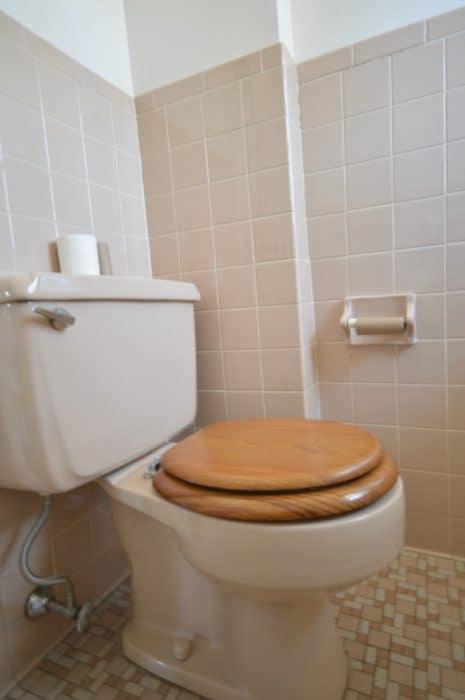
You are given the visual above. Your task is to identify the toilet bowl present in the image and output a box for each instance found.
[102,419,405,700]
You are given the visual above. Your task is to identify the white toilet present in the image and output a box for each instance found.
[0,273,405,700]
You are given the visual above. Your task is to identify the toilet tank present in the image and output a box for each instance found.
[0,273,199,494]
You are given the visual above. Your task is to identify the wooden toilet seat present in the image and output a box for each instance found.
[153,419,399,522]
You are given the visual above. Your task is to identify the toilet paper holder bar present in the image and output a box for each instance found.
[340,294,416,345]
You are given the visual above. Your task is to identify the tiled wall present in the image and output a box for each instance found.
[0,11,150,694]
[299,6,465,556]
[136,46,318,424]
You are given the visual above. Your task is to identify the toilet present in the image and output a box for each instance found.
[0,273,405,700]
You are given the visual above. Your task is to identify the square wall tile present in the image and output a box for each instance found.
[394,146,444,202]
[312,257,348,301]
[447,33,465,88]
[317,343,351,382]
[347,158,392,210]
[299,72,342,128]
[447,192,465,242]
[397,385,447,428]
[344,109,390,164]
[221,308,259,350]
[242,67,285,124]
[224,350,262,390]
[197,390,226,425]
[306,168,345,217]
[0,94,46,166]
[85,137,118,189]
[146,193,175,236]
[343,58,389,117]
[79,84,113,145]
[4,158,53,221]
[399,427,447,471]
[195,311,222,350]
[449,386,465,430]
[150,234,179,275]
[447,292,465,337]
[246,118,288,172]
[395,247,444,293]
[302,122,344,173]
[447,87,465,141]
[395,197,444,249]
[447,243,465,290]
[197,351,224,391]
[447,139,465,192]
[448,339,465,384]
[90,185,122,234]
[393,94,444,153]
[203,82,242,136]
[416,294,445,339]
[309,213,347,259]
[249,166,291,218]
[171,142,207,190]
[0,40,39,107]
[215,221,253,267]
[350,346,396,383]
[262,349,303,391]
[265,391,305,419]
[211,176,250,224]
[141,151,171,196]
[217,265,256,308]
[167,96,204,146]
[227,392,264,419]
[253,214,295,262]
[348,206,393,254]
[12,216,57,273]
[397,341,445,384]
[38,61,80,128]
[207,130,246,181]
[175,184,211,231]
[449,431,465,474]
[205,51,261,90]
[46,118,85,178]
[392,42,443,103]
[349,252,394,296]
[402,470,448,514]
[179,228,214,272]
[319,382,353,422]
[183,269,217,311]
[259,305,300,348]
[256,260,298,305]
[137,108,168,156]
[353,383,396,424]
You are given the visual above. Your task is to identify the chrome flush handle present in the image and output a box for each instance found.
[33,306,75,331]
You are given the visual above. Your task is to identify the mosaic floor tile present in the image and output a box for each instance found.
[4,547,465,700]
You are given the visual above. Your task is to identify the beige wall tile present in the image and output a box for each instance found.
[317,342,351,382]
[52,172,91,228]
[298,47,353,84]
[394,146,444,202]
[348,206,392,254]
[149,234,179,275]
[207,129,247,181]
[449,386,465,429]
[13,216,57,272]
[120,194,147,237]
[447,139,465,192]
[137,108,168,156]
[113,107,140,155]
[38,61,79,127]
[447,33,465,89]
[261,44,282,70]
[447,192,465,242]
[397,341,445,384]
[182,269,218,311]
[246,117,288,172]
[0,40,39,107]
[350,346,396,383]
[299,72,342,128]
[224,350,262,390]
[448,339,465,384]
[347,158,392,210]
[264,391,305,418]
[353,383,396,425]
[4,158,53,220]
[242,67,285,124]
[195,310,222,350]
[349,251,394,296]
[79,84,113,145]
[253,213,295,262]
[167,96,204,146]
[447,292,465,337]
[141,150,171,196]
[227,391,264,419]
[126,237,151,275]
[171,142,207,190]
[204,82,242,136]
[312,257,348,300]
[146,193,175,236]
[0,94,46,166]
[196,390,227,426]
[406,509,449,552]
[319,382,353,421]
[343,58,389,117]
[46,118,85,178]
[449,431,465,474]
[416,293,445,338]
[399,427,447,471]
[210,175,250,224]
[0,214,13,269]
[392,42,443,104]
[447,243,465,290]
[256,260,298,305]
[85,137,118,189]
[175,184,211,231]
[402,470,449,514]
[220,308,259,350]
[345,108,390,164]
[117,151,144,197]
[179,228,214,272]
[428,6,465,39]
[249,166,291,218]
[262,348,302,390]
[393,94,444,153]
[153,73,204,107]
[398,385,447,428]
[90,185,122,234]
[197,351,224,390]
[355,21,425,64]
[306,168,345,217]
[395,247,444,293]
[217,265,256,308]
[309,212,347,258]
[447,87,465,142]
[302,121,344,173]
[395,197,444,248]
[214,220,253,267]
[259,305,300,348]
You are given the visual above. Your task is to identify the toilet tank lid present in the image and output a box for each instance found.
[0,272,200,304]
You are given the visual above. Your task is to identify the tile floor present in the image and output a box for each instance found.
[4,547,465,700]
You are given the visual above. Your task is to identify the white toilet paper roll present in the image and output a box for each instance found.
[57,234,100,275]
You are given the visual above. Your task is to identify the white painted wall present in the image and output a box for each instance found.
[0,0,133,94]
[289,0,465,63]
[124,0,279,95]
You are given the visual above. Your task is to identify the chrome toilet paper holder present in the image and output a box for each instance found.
[340,294,416,345]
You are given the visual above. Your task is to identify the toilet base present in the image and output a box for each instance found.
[122,592,348,700]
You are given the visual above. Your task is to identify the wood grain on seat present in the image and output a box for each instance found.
[153,453,399,522]
[160,419,384,492]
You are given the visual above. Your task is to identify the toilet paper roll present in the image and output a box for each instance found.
[350,316,406,335]
[57,234,100,276]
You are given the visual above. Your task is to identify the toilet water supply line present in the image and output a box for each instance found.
[19,494,92,633]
